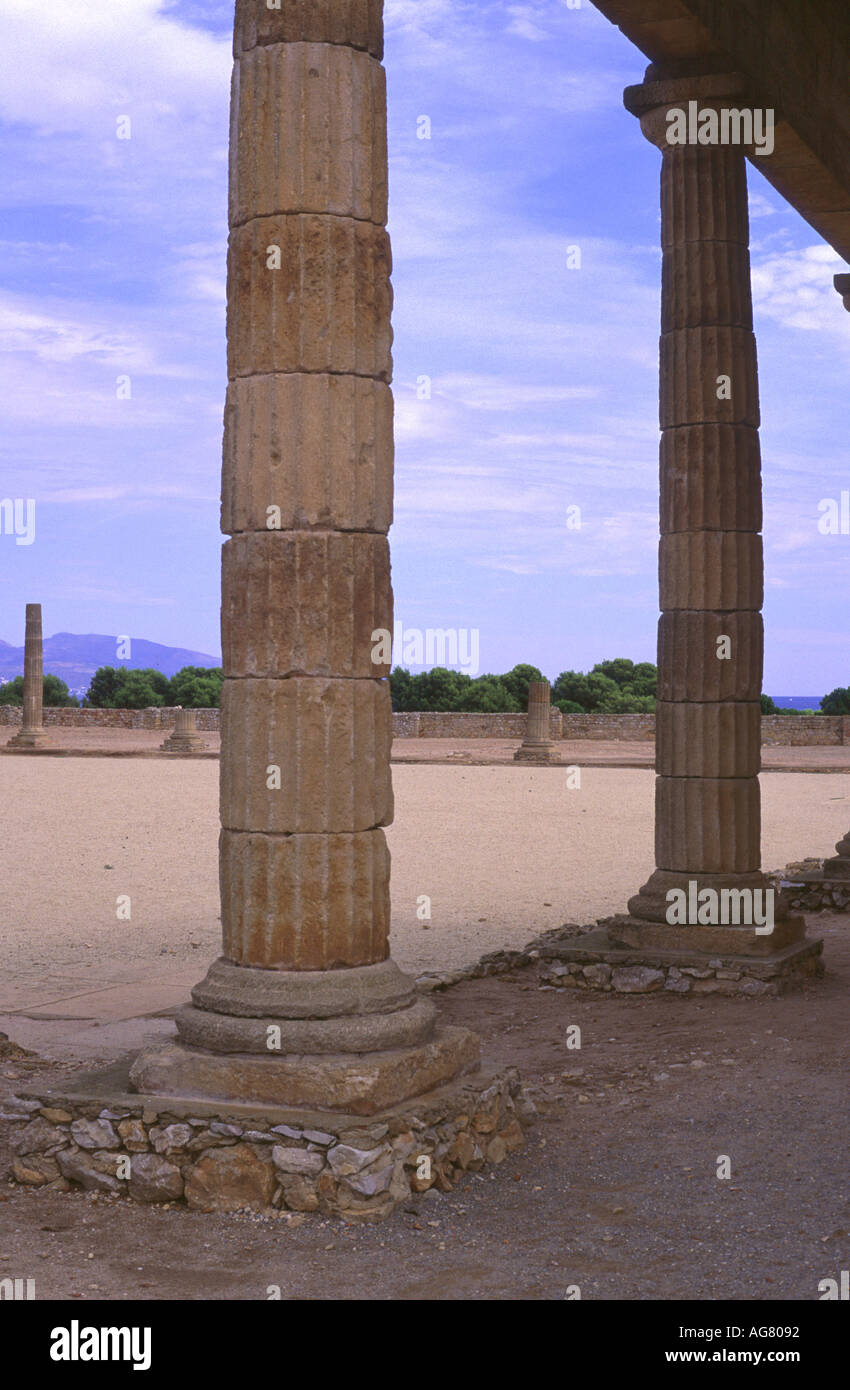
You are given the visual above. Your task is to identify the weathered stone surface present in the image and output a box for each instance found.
[11,1117,65,1155]
[655,701,761,778]
[70,1118,119,1151]
[656,776,761,873]
[327,1143,386,1177]
[220,677,393,834]
[129,1154,184,1204]
[221,374,393,536]
[277,1174,320,1212]
[220,822,394,967]
[222,532,391,679]
[659,137,750,245]
[227,215,392,381]
[660,424,762,534]
[117,1118,149,1152]
[191,955,413,1019]
[57,1148,123,1195]
[661,326,760,429]
[39,1107,72,1124]
[174,997,435,1055]
[611,966,666,994]
[151,1123,193,1155]
[659,532,762,610]
[129,1025,480,1116]
[12,1154,60,1185]
[184,1144,276,1213]
[272,1146,325,1176]
[233,0,384,61]
[657,612,763,703]
[662,240,753,331]
[230,43,387,225]
[344,1163,393,1197]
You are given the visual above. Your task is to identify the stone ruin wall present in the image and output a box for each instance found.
[1,706,848,744]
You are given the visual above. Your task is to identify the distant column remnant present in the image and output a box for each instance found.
[514,681,562,763]
[8,604,53,749]
[835,273,850,311]
[160,708,208,754]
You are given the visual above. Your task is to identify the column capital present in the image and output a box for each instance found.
[834,272,850,311]
[624,70,755,150]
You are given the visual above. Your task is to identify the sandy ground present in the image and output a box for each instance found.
[0,746,848,1303]
[0,749,848,1058]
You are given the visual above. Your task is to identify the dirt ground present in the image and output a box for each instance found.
[1,910,847,1301]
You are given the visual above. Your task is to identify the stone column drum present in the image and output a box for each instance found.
[616,67,803,954]
[131,0,477,1112]
[514,681,561,763]
[8,604,52,749]
[160,708,208,753]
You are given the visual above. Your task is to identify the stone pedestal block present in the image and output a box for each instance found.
[222,532,391,679]
[221,374,393,535]
[227,215,393,380]
[220,828,390,968]
[220,677,393,834]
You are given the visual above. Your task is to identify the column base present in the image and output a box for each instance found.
[128,956,480,1115]
[513,743,563,764]
[7,728,53,749]
[160,733,208,753]
[537,917,823,998]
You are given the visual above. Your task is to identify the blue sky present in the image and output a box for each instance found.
[0,0,848,692]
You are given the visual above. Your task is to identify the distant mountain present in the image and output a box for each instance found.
[0,632,221,697]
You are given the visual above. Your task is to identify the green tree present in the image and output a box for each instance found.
[0,674,77,706]
[408,667,473,711]
[761,694,778,714]
[499,664,544,710]
[43,674,78,707]
[85,666,171,709]
[389,667,417,711]
[821,688,850,715]
[170,665,223,708]
[454,675,521,712]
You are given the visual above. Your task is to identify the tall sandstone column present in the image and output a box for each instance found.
[131,0,477,1111]
[8,604,52,749]
[617,67,803,953]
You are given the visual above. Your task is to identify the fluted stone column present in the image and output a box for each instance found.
[131,0,477,1111]
[617,68,802,953]
[514,681,561,763]
[8,605,52,749]
[160,708,207,753]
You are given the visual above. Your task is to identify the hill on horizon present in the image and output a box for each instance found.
[0,632,221,697]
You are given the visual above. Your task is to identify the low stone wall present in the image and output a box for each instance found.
[0,707,221,732]
[2,706,849,746]
[6,1070,531,1220]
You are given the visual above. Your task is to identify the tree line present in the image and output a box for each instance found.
[0,665,224,710]
[2,659,849,715]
